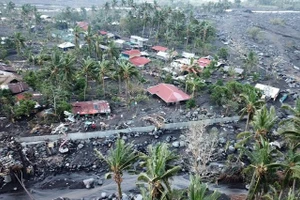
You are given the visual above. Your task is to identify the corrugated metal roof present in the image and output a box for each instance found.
[0,64,16,73]
[77,21,89,31]
[147,83,191,103]
[8,82,29,94]
[129,57,151,67]
[122,49,141,56]
[198,57,211,68]
[151,46,168,52]
[72,100,111,115]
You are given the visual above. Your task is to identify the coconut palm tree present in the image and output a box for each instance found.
[245,136,281,200]
[105,41,120,61]
[80,57,96,100]
[186,76,205,98]
[95,138,138,200]
[47,50,64,84]
[59,53,76,88]
[237,105,277,146]
[239,89,265,131]
[188,175,220,200]
[244,51,258,72]
[138,143,181,200]
[13,32,26,56]
[73,25,83,49]
[118,61,139,98]
[84,26,94,57]
[95,60,112,98]
[93,34,104,60]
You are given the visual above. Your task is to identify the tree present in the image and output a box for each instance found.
[239,89,265,131]
[13,32,26,56]
[186,123,218,175]
[84,25,94,57]
[138,143,181,200]
[95,60,112,98]
[237,105,277,146]
[244,136,282,200]
[93,34,104,60]
[95,138,138,200]
[188,175,220,200]
[7,1,15,11]
[59,53,76,88]
[73,25,83,49]
[105,41,120,61]
[218,48,229,60]
[186,76,205,98]
[80,57,96,100]
[118,61,139,99]
[244,51,258,72]
[14,100,36,118]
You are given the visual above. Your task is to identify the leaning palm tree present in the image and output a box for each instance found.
[239,89,265,131]
[94,138,138,200]
[188,175,220,200]
[84,25,94,57]
[138,143,181,200]
[237,105,277,146]
[13,32,26,56]
[80,57,96,100]
[118,61,139,99]
[95,60,112,98]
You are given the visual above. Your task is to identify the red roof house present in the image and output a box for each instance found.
[122,49,141,59]
[129,57,151,67]
[72,100,111,115]
[198,57,211,68]
[8,82,29,94]
[147,83,191,103]
[151,46,168,52]
[76,21,89,31]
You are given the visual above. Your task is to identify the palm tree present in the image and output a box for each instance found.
[13,32,26,56]
[95,60,112,98]
[84,26,94,57]
[188,175,220,200]
[244,51,258,72]
[80,57,96,100]
[60,53,76,88]
[105,41,120,61]
[186,76,205,98]
[138,143,181,200]
[245,136,281,200]
[118,61,139,99]
[93,34,104,60]
[95,138,138,200]
[237,105,277,146]
[47,50,64,84]
[73,25,83,49]
[239,89,265,131]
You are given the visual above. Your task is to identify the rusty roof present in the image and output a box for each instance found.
[71,100,111,115]
[129,57,151,67]
[122,49,141,56]
[8,82,29,94]
[151,46,168,52]
[147,83,191,103]
[198,57,211,68]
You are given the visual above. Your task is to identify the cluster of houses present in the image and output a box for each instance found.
[0,19,283,119]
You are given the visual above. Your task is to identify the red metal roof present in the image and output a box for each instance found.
[151,46,168,52]
[99,30,107,35]
[198,57,211,68]
[71,100,111,115]
[15,92,43,101]
[129,57,151,67]
[8,82,29,94]
[76,21,89,31]
[147,83,191,103]
[122,49,141,56]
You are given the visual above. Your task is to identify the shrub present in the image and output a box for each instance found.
[186,98,196,109]
[270,18,285,26]
[218,48,229,60]
[247,27,263,41]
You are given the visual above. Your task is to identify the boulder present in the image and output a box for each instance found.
[101,192,107,198]
[83,178,95,189]
[78,144,84,149]
[172,141,180,148]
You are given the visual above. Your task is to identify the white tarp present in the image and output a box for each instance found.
[182,51,195,59]
[223,66,244,75]
[255,83,280,100]
[58,42,75,49]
